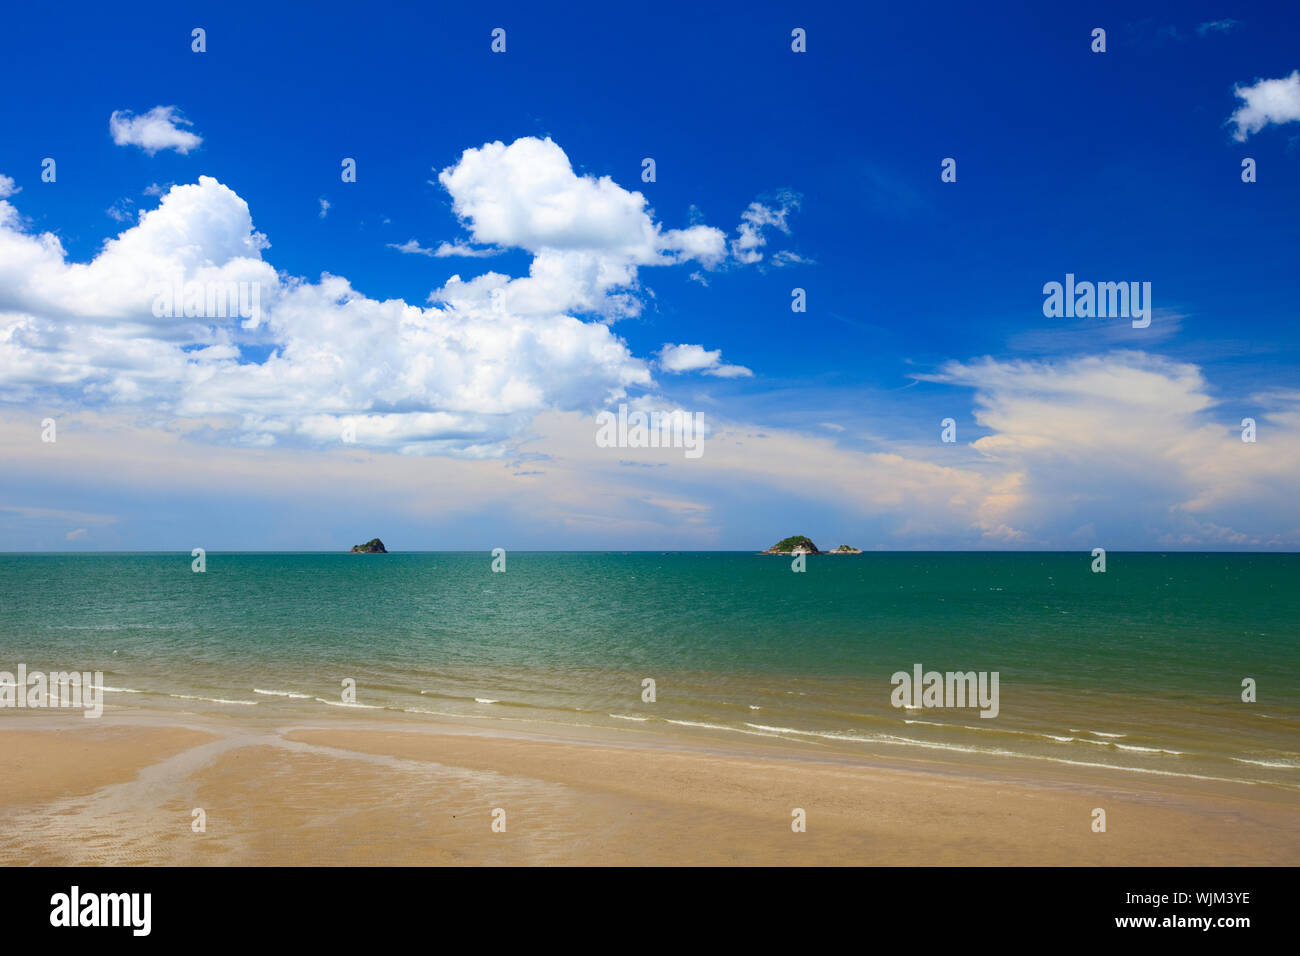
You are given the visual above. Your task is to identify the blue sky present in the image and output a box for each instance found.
[1,1,1298,551]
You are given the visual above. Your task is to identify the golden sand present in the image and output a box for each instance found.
[1,710,1295,865]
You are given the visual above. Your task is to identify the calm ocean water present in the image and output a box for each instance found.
[1,552,1297,787]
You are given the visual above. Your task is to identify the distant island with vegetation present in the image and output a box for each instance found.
[760,536,861,555]
[350,538,388,553]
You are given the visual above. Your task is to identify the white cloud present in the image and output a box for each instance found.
[318,198,330,219]
[65,528,87,540]
[432,138,732,320]
[0,137,797,466]
[0,175,19,200]
[731,193,799,264]
[109,106,203,155]
[706,364,754,379]
[770,250,813,267]
[0,147,713,454]
[433,241,499,258]
[919,352,1300,545]
[385,238,501,260]
[657,343,752,378]
[658,344,719,373]
[387,238,435,256]
[438,137,725,263]
[3,350,1297,547]
[1228,70,1300,141]
[106,199,135,223]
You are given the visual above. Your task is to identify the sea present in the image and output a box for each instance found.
[1,551,1296,789]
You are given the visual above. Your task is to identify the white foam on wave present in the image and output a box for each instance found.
[170,694,257,706]
[2,680,142,694]
[747,722,861,742]
[1115,743,1184,755]
[314,697,382,709]
[474,698,499,704]
[399,706,489,720]
[610,714,649,721]
[253,688,312,699]
[667,719,784,738]
[902,720,1078,745]
[1232,757,1299,769]
[740,723,1256,783]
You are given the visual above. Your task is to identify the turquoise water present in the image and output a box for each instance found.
[1,552,1297,786]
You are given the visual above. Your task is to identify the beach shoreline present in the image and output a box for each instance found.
[2,705,1296,866]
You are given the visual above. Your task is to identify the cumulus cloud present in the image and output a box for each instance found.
[1,138,783,455]
[919,352,1300,546]
[433,138,731,319]
[0,138,790,457]
[439,137,726,263]
[109,106,203,155]
[0,175,19,200]
[657,343,752,378]
[318,198,330,219]
[1228,70,1300,141]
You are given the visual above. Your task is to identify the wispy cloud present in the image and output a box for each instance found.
[106,198,135,223]
[730,192,800,265]
[1197,19,1238,37]
[1007,312,1185,354]
[387,238,434,256]
[433,240,500,258]
[0,505,118,525]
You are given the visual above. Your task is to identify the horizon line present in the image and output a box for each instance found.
[2,549,1298,556]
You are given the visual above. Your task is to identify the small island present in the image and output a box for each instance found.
[761,535,820,555]
[349,538,388,554]
[760,536,862,555]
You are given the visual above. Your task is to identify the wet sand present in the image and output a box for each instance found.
[1,709,1296,865]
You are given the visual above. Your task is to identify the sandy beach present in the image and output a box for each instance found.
[2,706,1296,866]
